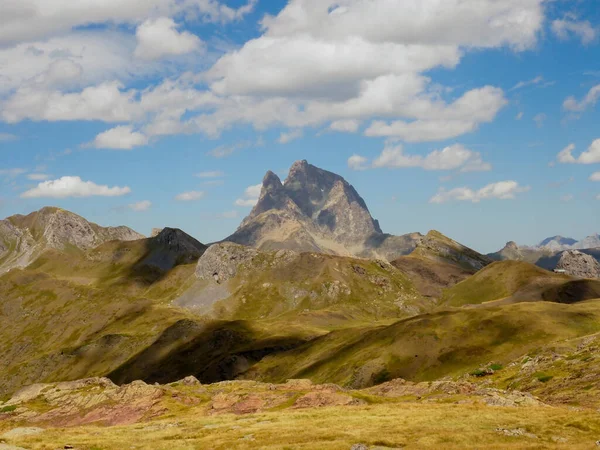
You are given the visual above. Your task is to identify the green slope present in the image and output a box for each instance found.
[244,300,600,388]
[441,260,600,307]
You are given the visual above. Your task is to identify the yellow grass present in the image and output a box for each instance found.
[10,402,600,449]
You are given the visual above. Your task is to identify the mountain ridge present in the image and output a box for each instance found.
[0,206,144,274]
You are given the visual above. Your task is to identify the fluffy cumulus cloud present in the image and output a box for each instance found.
[21,176,131,198]
[563,85,600,113]
[591,172,600,182]
[1,82,137,124]
[351,143,491,172]
[0,0,547,147]
[90,126,148,150]
[175,191,206,201]
[134,17,204,60]
[557,140,600,164]
[552,17,597,45]
[129,200,152,211]
[430,181,530,204]
[0,0,257,46]
[235,183,262,207]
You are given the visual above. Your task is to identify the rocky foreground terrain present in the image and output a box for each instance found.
[3,332,600,449]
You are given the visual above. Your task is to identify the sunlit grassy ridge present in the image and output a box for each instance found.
[245,300,600,388]
[441,260,600,307]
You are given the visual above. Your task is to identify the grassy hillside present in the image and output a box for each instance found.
[244,300,600,388]
[0,239,428,396]
[391,254,473,300]
[209,251,429,323]
[441,260,600,307]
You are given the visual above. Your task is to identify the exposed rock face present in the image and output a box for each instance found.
[140,228,207,271]
[556,250,600,279]
[0,207,144,273]
[195,242,259,283]
[151,228,163,237]
[227,160,418,260]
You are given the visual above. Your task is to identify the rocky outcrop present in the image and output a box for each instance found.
[0,207,144,273]
[195,242,260,283]
[556,250,600,279]
[139,228,207,271]
[227,160,418,260]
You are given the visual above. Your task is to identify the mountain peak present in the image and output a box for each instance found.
[505,241,519,250]
[262,170,283,190]
[228,161,402,258]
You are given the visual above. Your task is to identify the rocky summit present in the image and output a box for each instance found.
[227,160,420,260]
[0,207,143,273]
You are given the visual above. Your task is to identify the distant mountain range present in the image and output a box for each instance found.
[533,234,600,251]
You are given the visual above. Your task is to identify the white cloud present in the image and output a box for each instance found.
[563,84,600,113]
[348,155,369,171]
[557,140,600,165]
[21,176,131,198]
[196,171,225,178]
[278,129,303,144]
[329,119,361,133]
[358,143,491,172]
[597,194,600,201]
[552,18,597,45]
[197,0,534,139]
[235,183,261,207]
[430,181,530,204]
[510,75,544,91]
[0,0,258,46]
[1,81,137,124]
[0,0,541,147]
[0,133,17,142]
[533,113,546,128]
[363,86,507,142]
[515,112,524,120]
[0,31,142,94]
[27,173,51,181]
[89,125,148,150]
[175,191,206,201]
[135,17,204,60]
[590,172,600,182]
[129,200,152,211]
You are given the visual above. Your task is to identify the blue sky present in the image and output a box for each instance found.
[1,0,599,253]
